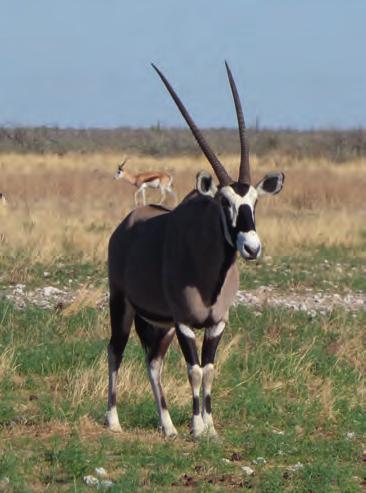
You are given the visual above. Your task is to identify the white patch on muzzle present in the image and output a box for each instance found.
[236,230,262,260]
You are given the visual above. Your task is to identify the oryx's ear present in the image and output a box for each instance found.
[196,171,218,197]
[255,172,285,197]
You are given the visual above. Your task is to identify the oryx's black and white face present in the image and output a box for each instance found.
[153,62,285,261]
[197,171,284,261]
[220,173,284,260]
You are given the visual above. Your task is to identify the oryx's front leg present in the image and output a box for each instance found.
[176,324,205,438]
[201,321,225,437]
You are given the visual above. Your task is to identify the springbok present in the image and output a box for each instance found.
[106,62,284,439]
[114,159,177,206]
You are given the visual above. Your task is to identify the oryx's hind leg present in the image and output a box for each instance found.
[106,288,134,432]
[176,324,205,438]
[201,321,225,437]
[134,315,177,438]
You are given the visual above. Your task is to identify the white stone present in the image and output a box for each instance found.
[100,480,114,488]
[252,457,266,465]
[83,475,99,486]
[95,467,107,477]
[287,462,304,472]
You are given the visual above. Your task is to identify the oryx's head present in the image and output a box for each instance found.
[114,158,128,180]
[153,62,284,261]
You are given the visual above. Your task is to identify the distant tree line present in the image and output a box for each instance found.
[0,126,365,161]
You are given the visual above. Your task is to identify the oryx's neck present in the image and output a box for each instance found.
[166,196,237,308]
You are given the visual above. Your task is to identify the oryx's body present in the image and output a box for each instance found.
[109,193,238,329]
[114,160,177,206]
[107,63,284,438]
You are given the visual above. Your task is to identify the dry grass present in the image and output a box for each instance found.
[0,345,17,380]
[64,333,191,409]
[0,152,365,265]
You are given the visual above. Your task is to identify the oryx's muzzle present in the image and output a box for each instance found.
[236,231,261,261]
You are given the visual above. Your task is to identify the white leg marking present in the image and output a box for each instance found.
[188,364,205,437]
[178,324,195,339]
[206,321,225,339]
[106,345,122,432]
[202,363,217,437]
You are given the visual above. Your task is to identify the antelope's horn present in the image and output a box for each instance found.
[225,61,251,185]
[152,63,232,186]
[120,158,128,169]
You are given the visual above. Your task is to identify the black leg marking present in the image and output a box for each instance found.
[204,394,212,414]
[175,325,200,366]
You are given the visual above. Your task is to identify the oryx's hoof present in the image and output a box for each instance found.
[165,427,178,439]
[159,424,178,439]
[191,415,206,439]
[108,423,123,433]
[206,427,221,441]
[105,410,122,433]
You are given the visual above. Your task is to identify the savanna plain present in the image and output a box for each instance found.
[0,151,365,492]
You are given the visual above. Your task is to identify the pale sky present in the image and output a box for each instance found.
[0,0,365,129]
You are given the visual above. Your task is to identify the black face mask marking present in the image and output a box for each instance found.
[236,204,255,233]
[231,182,250,197]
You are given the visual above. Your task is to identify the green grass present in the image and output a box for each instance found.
[1,244,364,294]
[240,244,366,292]
[0,252,106,289]
[0,296,365,492]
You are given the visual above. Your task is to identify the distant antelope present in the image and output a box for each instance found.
[114,159,177,206]
[0,193,6,206]
[106,63,284,439]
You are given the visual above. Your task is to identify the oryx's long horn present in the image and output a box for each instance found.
[152,63,232,186]
[225,61,251,185]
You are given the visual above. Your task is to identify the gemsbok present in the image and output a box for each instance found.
[106,62,285,439]
[114,158,177,206]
